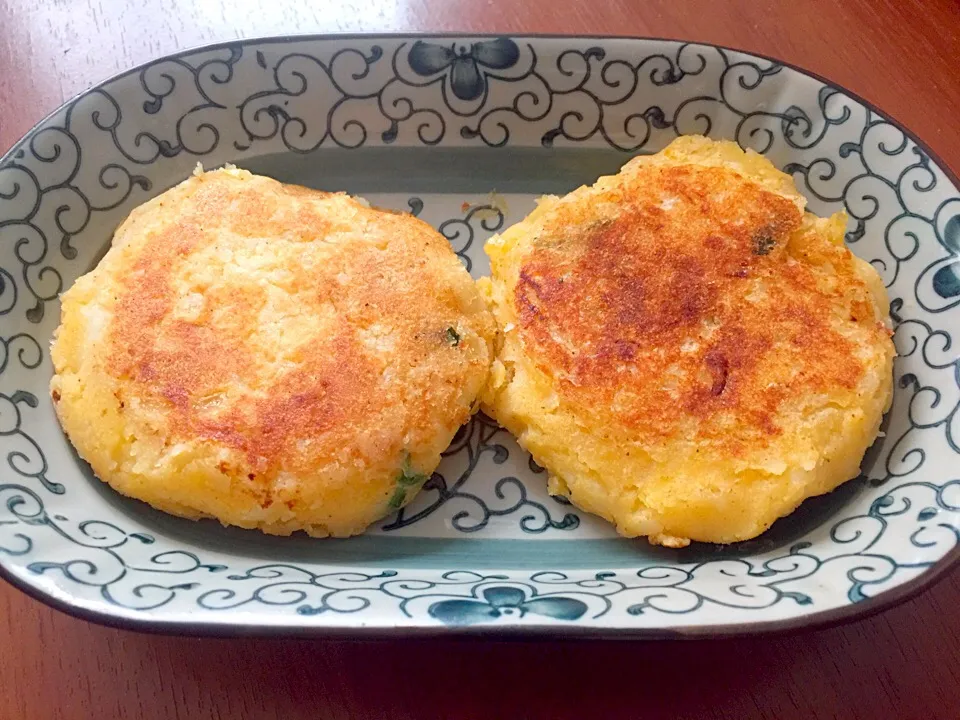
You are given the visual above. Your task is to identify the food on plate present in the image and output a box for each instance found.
[50,167,495,537]
[480,135,895,547]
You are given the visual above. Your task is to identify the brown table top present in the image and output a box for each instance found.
[2,1,959,718]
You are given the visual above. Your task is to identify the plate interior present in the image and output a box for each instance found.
[0,36,957,633]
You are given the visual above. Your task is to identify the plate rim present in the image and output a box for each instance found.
[0,31,957,639]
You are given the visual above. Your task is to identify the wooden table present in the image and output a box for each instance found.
[2,1,958,717]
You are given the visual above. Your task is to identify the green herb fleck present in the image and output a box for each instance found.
[388,455,429,510]
[388,486,406,509]
[445,327,461,346]
[397,453,429,487]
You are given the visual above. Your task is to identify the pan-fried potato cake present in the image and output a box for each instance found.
[481,136,894,547]
[51,167,495,538]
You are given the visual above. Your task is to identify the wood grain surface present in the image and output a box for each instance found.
[1,0,959,718]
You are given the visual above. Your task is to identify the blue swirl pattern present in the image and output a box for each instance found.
[0,36,957,630]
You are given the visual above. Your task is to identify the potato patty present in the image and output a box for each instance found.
[50,167,495,537]
[481,136,894,546]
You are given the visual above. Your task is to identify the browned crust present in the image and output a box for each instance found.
[102,172,488,497]
[514,164,878,454]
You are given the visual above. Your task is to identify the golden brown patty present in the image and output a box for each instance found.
[481,136,895,546]
[51,167,495,537]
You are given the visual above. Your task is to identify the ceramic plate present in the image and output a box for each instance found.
[1,35,958,638]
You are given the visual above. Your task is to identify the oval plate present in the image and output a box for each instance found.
[1,34,958,638]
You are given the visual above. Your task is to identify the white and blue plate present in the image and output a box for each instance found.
[1,35,958,637]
